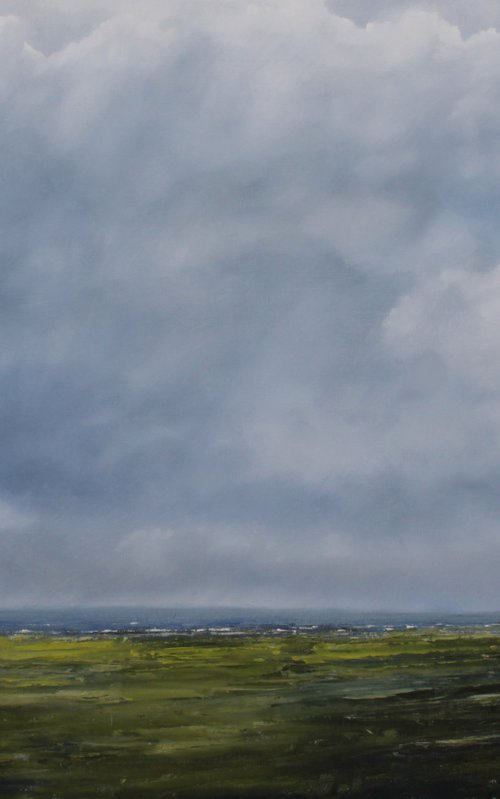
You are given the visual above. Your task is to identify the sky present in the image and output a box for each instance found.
[1,0,500,610]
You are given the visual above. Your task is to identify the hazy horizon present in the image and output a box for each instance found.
[2,602,500,616]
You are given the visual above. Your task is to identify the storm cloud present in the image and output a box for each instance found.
[1,0,500,609]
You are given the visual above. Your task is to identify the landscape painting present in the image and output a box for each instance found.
[1,1,500,797]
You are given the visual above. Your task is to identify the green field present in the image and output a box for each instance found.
[2,630,500,798]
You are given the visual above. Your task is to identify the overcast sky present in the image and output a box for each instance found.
[1,0,500,610]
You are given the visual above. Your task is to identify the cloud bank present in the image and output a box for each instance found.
[1,0,500,609]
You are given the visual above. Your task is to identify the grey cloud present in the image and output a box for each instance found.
[1,1,500,609]
[327,0,500,36]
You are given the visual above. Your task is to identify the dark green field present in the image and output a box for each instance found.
[2,630,500,798]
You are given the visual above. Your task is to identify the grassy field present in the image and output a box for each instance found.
[2,629,500,798]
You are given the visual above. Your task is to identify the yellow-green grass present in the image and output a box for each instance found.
[1,631,500,797]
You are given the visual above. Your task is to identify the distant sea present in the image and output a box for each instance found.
[1,608,500,636]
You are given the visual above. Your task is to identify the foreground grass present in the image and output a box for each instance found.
[2,630,500,797]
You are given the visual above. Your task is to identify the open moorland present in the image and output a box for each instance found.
[2,629,500,798]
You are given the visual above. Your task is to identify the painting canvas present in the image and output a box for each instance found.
[1,1,500,797]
